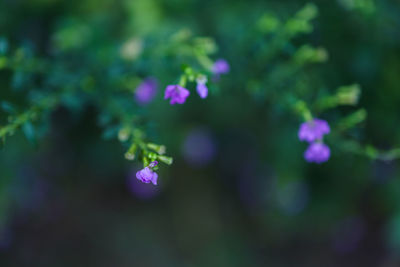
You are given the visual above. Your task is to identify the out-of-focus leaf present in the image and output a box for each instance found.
[0,37,8,55]
[0,101,17,114]
[102,125,120,140]
[336,109,367,132]
[22,121,37,145]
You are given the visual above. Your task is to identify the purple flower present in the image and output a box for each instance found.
[135,78,158,105]
[164,84,190,105]
[196,77,208,99]
[298,118,330,142]
[304,142,330,163]
[136,161,158,185]
[127,169,160,200]
[212,59,230,74]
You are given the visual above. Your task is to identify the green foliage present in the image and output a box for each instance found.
[1,0,400,265]
[0,1,397,168]
[0,20,222,170]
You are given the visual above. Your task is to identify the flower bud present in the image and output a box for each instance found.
[337,84,361,105]
[124,143,137,161]
[157,155,173,165]
[118,127,131,142]
[148,152,158,161]
[147,143,166,155]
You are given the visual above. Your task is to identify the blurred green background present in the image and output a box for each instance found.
[1,0,400,266]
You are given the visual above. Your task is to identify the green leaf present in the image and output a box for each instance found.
[0,101,17,114]
[102,125,120,140]
[22,121,37,145]
[336,109,367,131]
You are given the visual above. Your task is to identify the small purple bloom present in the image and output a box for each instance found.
[128,169,160,199]
[136,162,158,185]
[135,78,158,105]
[212,59,230,74]
[298,118,330,142]
[304,142,330,163]
[164,84,190,105]
[196,78,208,99]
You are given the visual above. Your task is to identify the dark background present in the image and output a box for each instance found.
[1,0,400,266]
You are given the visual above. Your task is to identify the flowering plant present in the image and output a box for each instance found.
[2,0,400,265]
[0,2,399,188]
